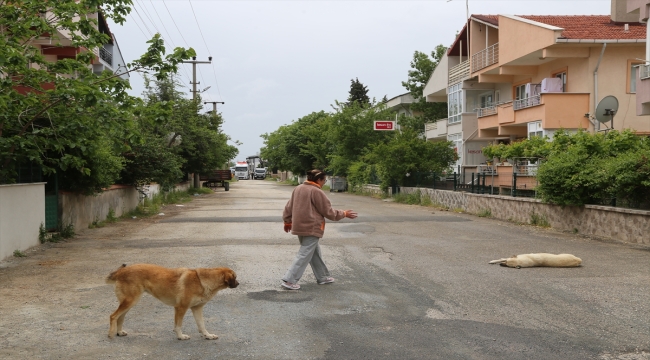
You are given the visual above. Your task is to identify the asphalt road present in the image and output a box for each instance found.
[0,179,649,360]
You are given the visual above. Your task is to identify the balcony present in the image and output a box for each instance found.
[478,94,589,138]
[449,60,469,85]
[99,46,112,66]
[425,119,448,140]
[477,105,497,118]
[471,43,498,72]
[641,64,650,80]
[513,95,541,110]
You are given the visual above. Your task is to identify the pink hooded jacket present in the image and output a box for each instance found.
[283,181,347,238]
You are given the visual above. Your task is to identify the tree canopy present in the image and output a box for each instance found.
[400,46,448,133]
[347,78,370,106]
[0,0,236,194]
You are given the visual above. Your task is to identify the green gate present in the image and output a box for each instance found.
[44,174,58,230]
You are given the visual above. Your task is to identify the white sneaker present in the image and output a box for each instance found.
[281,281,300,290]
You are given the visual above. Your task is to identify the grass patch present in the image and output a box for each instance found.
[124,189,196,219]
[106,208,118,223]
[13,250,26,257]
[40,222,75,242]
[530,212,550,227]
[188,187,214,195]
[477,208,492,218]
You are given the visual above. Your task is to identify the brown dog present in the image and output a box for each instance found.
[106,264,238,340]
[489,253,582,268]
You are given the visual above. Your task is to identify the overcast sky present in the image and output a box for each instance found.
[109,0,610,161]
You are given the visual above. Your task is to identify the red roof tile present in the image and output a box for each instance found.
[472,15,645,40]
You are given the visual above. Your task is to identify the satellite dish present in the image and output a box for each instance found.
[595,96,619,123]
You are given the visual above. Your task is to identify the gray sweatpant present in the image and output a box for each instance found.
[282,235,330,284]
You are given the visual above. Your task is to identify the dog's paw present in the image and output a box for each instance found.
[203,333,219,340]
[117,330,128,336]
[177,334,190,340]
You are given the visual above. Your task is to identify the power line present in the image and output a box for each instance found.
[131,2,154,37]
[135,0,161,35]
[161,0,190,47]
[142,0,193,83]
[188,0,223,101]
[128,12,149,39]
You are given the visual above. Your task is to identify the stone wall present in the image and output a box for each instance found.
[401,187,650,246]
[0,183,45,261]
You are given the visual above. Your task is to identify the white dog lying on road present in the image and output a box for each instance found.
[489,253,582,268]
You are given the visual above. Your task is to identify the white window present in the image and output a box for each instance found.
[528,121,543,139]
[448,133,463,168]
[480,93,493,108]
[447,83,463,124]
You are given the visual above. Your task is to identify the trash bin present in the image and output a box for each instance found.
[329,176,347,192]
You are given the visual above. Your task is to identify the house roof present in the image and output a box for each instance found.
[471,14,645,40]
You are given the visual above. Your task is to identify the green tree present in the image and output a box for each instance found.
[0,0,195,193]
[401,45,448,133]
[260,111,329,175]
[347,78,370,106]
[364,129,457,191]
[327,100,394,176]
[125,76,238,187]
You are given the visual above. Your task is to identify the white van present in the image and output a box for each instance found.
[254,168,267,180]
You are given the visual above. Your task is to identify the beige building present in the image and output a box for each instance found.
[424,3,649,176]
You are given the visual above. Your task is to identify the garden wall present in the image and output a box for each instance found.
[401,187,650,246]
[60,182,190,232]
[0,183,46,261]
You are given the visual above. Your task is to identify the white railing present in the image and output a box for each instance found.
[477,165,497,175]
[448,60,470,85]
[513,95,541,110]
[641,64,650,80]
[477,105,497,117]
[471,43,499,72]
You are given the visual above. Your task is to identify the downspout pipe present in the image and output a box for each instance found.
[593,43,607,132]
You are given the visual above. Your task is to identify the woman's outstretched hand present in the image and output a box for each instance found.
[344,210,358,219]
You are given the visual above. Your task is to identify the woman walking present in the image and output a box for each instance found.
[281,169,358,290]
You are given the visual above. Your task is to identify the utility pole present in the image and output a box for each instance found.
[204,101,224,115]
[181,56,212,188]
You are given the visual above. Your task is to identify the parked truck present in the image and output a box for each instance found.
[234,161,249,180]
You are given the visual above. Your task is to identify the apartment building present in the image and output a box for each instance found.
[35,11,129,80]
[424,2,648,176]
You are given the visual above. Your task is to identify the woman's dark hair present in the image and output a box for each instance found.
[307,169,326,182]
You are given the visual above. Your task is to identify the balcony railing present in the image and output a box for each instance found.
[641,64,650,80]
[477,105,497,118]
[99,47,112,66]
[448,60,470,85]
[471,43,499,72]
[513,95,541,110]
[424,122,438,131]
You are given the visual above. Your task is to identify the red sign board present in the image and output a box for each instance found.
[374,121,396,131]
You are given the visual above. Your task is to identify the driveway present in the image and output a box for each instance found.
[1,180,649,359]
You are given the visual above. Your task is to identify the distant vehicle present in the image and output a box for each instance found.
[253,168,267,180]
[230,167,235,176]
[234,162,249,180]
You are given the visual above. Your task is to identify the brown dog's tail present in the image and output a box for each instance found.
[106,264,127,284]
